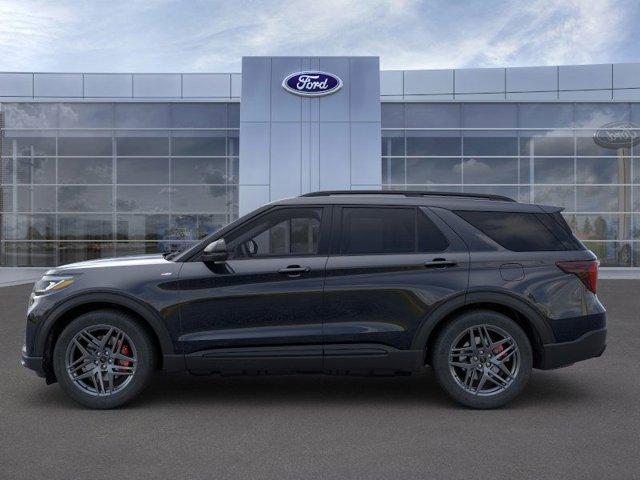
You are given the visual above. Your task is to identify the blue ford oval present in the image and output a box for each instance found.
[282,71,343,97]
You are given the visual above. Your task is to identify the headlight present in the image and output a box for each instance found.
[33,276,75,295]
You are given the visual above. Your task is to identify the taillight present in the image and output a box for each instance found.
[556,260,599,294]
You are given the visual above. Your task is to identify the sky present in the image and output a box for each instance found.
[0,0,638,73]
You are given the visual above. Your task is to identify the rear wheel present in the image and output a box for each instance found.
[53,310,156,409]
[431,310,532,409]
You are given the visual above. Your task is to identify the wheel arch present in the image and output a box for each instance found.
[412,290,554,369]
[38,291,176,382]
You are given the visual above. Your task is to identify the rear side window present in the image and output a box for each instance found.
[455,210,584,252]
[340,207,448,254]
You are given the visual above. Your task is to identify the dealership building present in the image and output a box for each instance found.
[1,56,640,267]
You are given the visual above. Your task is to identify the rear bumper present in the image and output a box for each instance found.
[21,344,46,378]
[539,328,607,370]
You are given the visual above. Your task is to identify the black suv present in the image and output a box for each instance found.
[22,191,606,409]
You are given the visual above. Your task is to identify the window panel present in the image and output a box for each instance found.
[58,137,113,156]
[576,157,626,184]
[2,136,56,156]
[518,104,574,129]
[382,158,405,185]
[463,136,518,156]
[573,214,628,241]
[116,136,169,156]
[576,135,629,156]
[58,186,113,212]
[116,158,169,184]
[58,214,113,240]
[171,158,227,184]
[228,103,240,127]
[577,186,630,212]
[381,103,404,128]
[574,103,630,128]
[406,104,460,128]
[116,214,170,240]
[171,186,230,213]
[17,185,56,212]
[1,242,56,267]
[381,130,404,156]
[5,214,55,240]
[2,103,58,128]
[406,131,461,156]
[519,134,574,157]
[463,158,517,184]
[463,104,517,128]
[406,158,461,185]
[533,158,574,184]
[171,135,226,156]
[170,103,227,128]
[116,186,170,212]
[114,104,170,128]
[58,158,112,184]
[58,103,113,128]
[16,157,56,184]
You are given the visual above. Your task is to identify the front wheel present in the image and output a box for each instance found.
[53,310,156,409]
[431,310,532,409]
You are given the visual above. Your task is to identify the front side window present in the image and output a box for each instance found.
[340,207,448,255]
[227,208,322,258]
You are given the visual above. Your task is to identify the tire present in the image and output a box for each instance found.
[53,309,156,409]
[431,310,532,409]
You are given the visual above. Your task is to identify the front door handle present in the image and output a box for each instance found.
[424,258,457,269]
[278,265,311,277]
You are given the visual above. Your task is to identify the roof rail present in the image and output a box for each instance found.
[300,190,516,202]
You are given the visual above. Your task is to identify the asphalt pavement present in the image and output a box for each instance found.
[1,281,638,480]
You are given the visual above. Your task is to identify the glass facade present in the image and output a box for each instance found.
[382,103,640,267]
[0,102,239,266]
[1,100,639,267]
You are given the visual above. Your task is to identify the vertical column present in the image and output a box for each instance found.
[239,56,381,215]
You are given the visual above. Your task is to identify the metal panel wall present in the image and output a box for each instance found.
[239,56,381,215]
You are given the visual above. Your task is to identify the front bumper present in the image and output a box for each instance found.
[539,328,607,370]
[21,344,46,378]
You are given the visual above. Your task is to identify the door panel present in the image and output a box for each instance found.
[322,206,469,351]
[177,206,330,372]
[178,257,327,354]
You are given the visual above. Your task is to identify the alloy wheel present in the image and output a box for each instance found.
[448,324,520,396]
[65,324,138,396]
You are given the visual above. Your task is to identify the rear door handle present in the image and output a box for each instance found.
[278,265,311,277]
[424,258,457,269]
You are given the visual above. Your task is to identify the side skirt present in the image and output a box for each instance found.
[182,344,424,376]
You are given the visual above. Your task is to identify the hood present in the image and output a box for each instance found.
[46,254,172,274]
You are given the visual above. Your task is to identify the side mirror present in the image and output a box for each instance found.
[202,238,228,263]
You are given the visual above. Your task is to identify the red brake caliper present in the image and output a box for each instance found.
[117,342,132,367]
[493,344,505,355]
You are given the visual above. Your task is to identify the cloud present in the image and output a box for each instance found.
[0,0,637,73]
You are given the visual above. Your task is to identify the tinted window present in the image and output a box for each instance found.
[455,210,583,251]
[227,208,322,258]
[340,207,448,255]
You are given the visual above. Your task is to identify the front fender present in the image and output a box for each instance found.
[33,289,177,357]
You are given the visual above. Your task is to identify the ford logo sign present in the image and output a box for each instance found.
[282,71,343,97]
[593,121,640,149]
